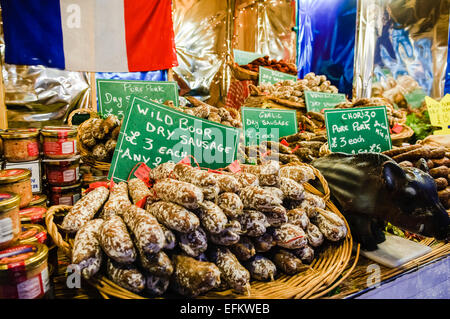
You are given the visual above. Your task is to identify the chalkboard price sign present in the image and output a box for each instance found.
[233,49,264,66]
[325,106,392,154]
[241,107,298,146]
[108,96,241,182]
[258,67,297,85]
[304,91,347,112]
[97,79,179,118]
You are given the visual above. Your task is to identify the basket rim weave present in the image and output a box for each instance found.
[45,163,356,299]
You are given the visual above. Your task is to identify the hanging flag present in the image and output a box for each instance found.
[0,0,178,72]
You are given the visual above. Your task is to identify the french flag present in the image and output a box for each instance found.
[0,0,178,72]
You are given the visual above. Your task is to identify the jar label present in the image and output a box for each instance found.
[48,168,78,183]
[16,267,49,299]
[27,142,39,157]
[44,140,75,155]
[58,196,73,206]
[62,169,76,182]
[0,217,13,244]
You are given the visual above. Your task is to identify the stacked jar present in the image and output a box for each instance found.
[41,126,82,207]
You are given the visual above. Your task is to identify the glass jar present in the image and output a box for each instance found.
[19,224,47,245]
[0,169,33,208]
[41,126,77,159]
[43,155,80,186]
[0,192,21,250]
[28,194,48,209]
[49,183,82,206]
[0,129,40,162]
[19,206,47,226]
[0,243,50,299]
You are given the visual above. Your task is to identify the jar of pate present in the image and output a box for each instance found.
[19,206,47,226]
[0,243,50,299]
[49,183,82,206]
[28,194,48,209]
[0,192,21,250]
[41,126,77,159]
[0,129,40,162]
[0,169,33,208]
[43,155,80,186]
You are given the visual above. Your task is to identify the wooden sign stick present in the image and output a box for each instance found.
[90,72,97,112]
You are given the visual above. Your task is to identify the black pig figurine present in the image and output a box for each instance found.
[311,152,450,251]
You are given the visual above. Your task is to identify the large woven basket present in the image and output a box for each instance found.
[45,163,358,299]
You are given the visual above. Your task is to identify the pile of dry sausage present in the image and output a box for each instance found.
[66,160,347,297]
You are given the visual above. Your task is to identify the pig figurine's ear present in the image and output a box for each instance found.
[382,161,406,191]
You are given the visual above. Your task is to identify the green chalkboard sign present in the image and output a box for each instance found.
[325,106,392,154]
[108,96,241,182]
[233,49,264,66]
[258,67,297,85]
[96,79,179,118]
[304,91,347,112]
[241,107,298,146]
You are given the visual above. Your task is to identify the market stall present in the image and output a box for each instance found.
[0,0,448,301]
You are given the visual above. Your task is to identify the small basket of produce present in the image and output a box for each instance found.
[75,113,122,171]
[45,160,356,299]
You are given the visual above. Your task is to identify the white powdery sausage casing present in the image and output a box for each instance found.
[178,227,208,257]
[240,186,282,212]
[173,163,217,188]
[197,201,228,234]
[235,172,259,189]
[212,247,250,294]
[123,205,166,254]
[294,245,315,264]
[245,255,277,281]
[62,186,110,233]
[217,192,244,219]
[153,178,204,210]
[172,255,222,297]
[146,201,200,233]
[149,162,175,181]
[258,160,280,186]
[213,173,241,193]
[262,187,285,201]
[128,178,153,205]
[106,259,146,293]
[273,223,308,249]
[263,205,288,227]
[312,208,347,242]
[160,224,177,250]
[145,275,170,296]
[98,215,136,264]
[305,223,324,247]
[238,210,270,237]
[298,192,326,218]
[208,220,242,246]
[202,184,220,201]
[279,177,305,201]
[279,166,315,184]
[287,208,310,229]
[101,182,131,219]
[71,219,104,280]
[138,250,173,277]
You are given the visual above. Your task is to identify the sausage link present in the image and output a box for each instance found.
[153,178,204,210]
[244,255,277,281]
[197,201,228,234]
[146,201,200,233]
[98,215,136,264]
[106,259,146,293]
[217,192,244,219]
[178,227,208,257]
[101,182,131,219]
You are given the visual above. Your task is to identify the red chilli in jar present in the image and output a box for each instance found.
[49,183,82,206]
[43,155,80,186]
[0,243,50,299]
[41,126,77,159]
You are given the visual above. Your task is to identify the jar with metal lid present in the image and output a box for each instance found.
[50,183,82,206]
[41,126,77,159]
[0,192,21,250]
[19,224,47,245]
[43,155,80,186]
[0,129,40,162]
[28,194,48,209]
[0,243,50,299]
[0,169,33,208]
[19,206,47,226]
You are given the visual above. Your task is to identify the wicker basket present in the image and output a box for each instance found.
[391,124,414,146]
[228,59,258,82]
[45,164,357,299]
